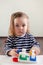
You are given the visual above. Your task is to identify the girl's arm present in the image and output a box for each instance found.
[29,34,40,55]
[4,36,18,57]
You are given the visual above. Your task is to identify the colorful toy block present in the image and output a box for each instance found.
[12,49,36,63]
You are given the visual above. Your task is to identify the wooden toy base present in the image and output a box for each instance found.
[18,58,37,63]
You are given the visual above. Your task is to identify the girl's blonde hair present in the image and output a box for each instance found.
[8,11,30,36]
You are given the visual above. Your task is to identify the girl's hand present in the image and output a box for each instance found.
[30,46,40,55]
[8,49,19,57]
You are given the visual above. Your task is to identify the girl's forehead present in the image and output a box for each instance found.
[14,17,28,24]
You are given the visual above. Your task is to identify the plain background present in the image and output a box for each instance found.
[0,0,43,37]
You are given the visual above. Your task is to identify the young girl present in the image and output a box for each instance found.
[4,12,40,57]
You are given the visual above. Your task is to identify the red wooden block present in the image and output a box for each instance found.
[12,57,18,62]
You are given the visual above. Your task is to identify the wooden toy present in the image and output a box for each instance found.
[16,49,22,54]
[12,49,37,63]
[12,57,18,62]
[30,50,36,61]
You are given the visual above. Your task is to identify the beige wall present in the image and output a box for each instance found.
[0,0,43,37]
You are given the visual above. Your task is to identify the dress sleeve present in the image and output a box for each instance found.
[30,34,40,48]
[4,36,14,56]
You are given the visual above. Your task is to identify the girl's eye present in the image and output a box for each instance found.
[16,24,19,27]
[22,24,25,27]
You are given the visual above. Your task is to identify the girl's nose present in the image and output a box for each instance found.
[20,26,23,30]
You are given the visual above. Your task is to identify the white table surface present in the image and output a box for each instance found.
[0,55,43,65]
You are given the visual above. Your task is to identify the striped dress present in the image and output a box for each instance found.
[4,33,40,56]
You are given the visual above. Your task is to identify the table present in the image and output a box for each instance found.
[0,55,43,65]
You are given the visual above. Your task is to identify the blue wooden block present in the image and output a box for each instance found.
[16,49,22,54]
[30,56,36,61]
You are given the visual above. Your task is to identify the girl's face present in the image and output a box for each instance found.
[14,17,28,36]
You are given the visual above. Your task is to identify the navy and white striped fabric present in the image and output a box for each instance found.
[4,33,40,55]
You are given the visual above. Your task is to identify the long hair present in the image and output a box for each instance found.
[8,11,30,36]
